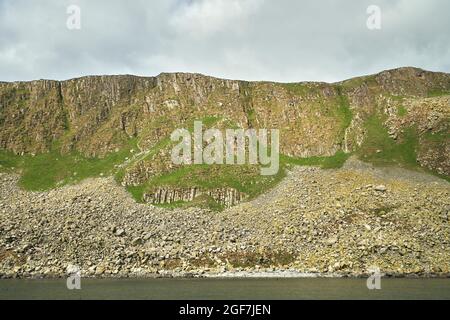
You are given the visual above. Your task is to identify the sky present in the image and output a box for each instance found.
[0,0,449,82]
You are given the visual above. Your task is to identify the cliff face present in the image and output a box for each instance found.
[143,187,245,208]
[0,80,66,155]
[0,75,158,156]
[0,67,449,206]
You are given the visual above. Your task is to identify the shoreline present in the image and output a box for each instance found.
[2,270,450,280]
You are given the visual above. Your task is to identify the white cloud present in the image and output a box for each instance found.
[170,0,261,38]
[0,0,449,82]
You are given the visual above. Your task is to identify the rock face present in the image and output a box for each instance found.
[1,67,449,176]
[1,67,449,209]
[143,187,245,208]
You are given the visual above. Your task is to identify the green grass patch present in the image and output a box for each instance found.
[125,185,146,203]
[335,86,353,132]
[357,116,449,181]
[357,115,419,167]
[427,89,450,97]
[423,131,450,143]
[397,105,407,117]
[238,82,256,126]
[0,139,137,191]
[0,150,22,171]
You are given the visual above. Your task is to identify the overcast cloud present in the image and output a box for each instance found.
[0,0,449,82]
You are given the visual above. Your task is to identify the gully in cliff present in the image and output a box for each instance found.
[170,121,280,175]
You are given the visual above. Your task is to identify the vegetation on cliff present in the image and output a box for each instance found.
[1,67,449,209]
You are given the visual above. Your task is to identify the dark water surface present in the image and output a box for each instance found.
[0,278,449,300]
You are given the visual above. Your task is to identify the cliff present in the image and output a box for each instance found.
[0,67,449,207]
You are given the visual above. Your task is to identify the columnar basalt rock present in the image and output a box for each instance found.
[143,187,246,208]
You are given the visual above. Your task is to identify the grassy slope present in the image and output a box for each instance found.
[427,89,450,97]
[0,139,137,190]
[356,114,449,182]
[358,115,418,168]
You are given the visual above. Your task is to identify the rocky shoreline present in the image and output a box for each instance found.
[1,158,449,280]
[3,270,450,280]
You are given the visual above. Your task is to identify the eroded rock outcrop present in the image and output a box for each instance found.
[143,187,246,208]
